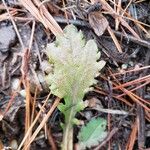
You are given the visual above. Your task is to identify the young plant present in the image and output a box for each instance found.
[46,24,105,150]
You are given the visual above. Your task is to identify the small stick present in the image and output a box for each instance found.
[53,16,150,49]
[94,127,119,150]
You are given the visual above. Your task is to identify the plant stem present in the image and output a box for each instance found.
[62,103,75,150]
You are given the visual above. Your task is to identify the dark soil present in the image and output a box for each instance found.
[0,0,150,150]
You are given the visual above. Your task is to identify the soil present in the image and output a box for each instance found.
[0,0,150,150]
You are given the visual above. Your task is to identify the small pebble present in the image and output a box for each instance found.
[10,139,18,150]
[129,61,134,67]
[121,64,128,69]
[11,78,20,91]
[19,89,26,97]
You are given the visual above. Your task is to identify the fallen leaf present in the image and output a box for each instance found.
[88,11,109,36]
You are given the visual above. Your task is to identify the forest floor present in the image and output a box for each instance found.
[0,0,150,150]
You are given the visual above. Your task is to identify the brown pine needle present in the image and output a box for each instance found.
[125,119,138,150]
[94,87,132,106]
[108,70,150,112]
[113,74,150,90]
[117,80,150,98]
[107,26,123,53]
[111,66,150,76]
[19,0,63,36]
[24,97,61,150]
[24,80,31,150]
[18,93,51,150]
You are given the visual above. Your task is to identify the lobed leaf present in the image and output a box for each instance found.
[46,24,105,118]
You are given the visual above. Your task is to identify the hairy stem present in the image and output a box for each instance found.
[62,107,75,150]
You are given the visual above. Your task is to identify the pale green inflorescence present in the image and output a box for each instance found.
[46,24,105,116]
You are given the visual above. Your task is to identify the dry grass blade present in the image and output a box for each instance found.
[122,14,150,28]
[19,0,63,36]
[118,14,140,39]
[136,23,150,36]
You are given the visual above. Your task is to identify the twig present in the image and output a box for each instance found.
[47,127,57,150]
[125,119,138,150]
[137,50,150,149]
[53,16,150,50]
[29,20,36,52]
[94,127,119,150]
[18,93,51,150]
[113,30,150,49]
[24,97,61,150]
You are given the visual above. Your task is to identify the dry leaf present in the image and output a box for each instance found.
[88,11,109,36]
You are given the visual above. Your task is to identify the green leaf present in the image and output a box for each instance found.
[78,118,107,150]
[45,24,106,150]
[46,24,105,117]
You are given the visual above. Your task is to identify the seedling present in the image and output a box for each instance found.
[46,24,106,150]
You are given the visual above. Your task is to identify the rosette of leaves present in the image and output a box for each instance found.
[46,24,105,150]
